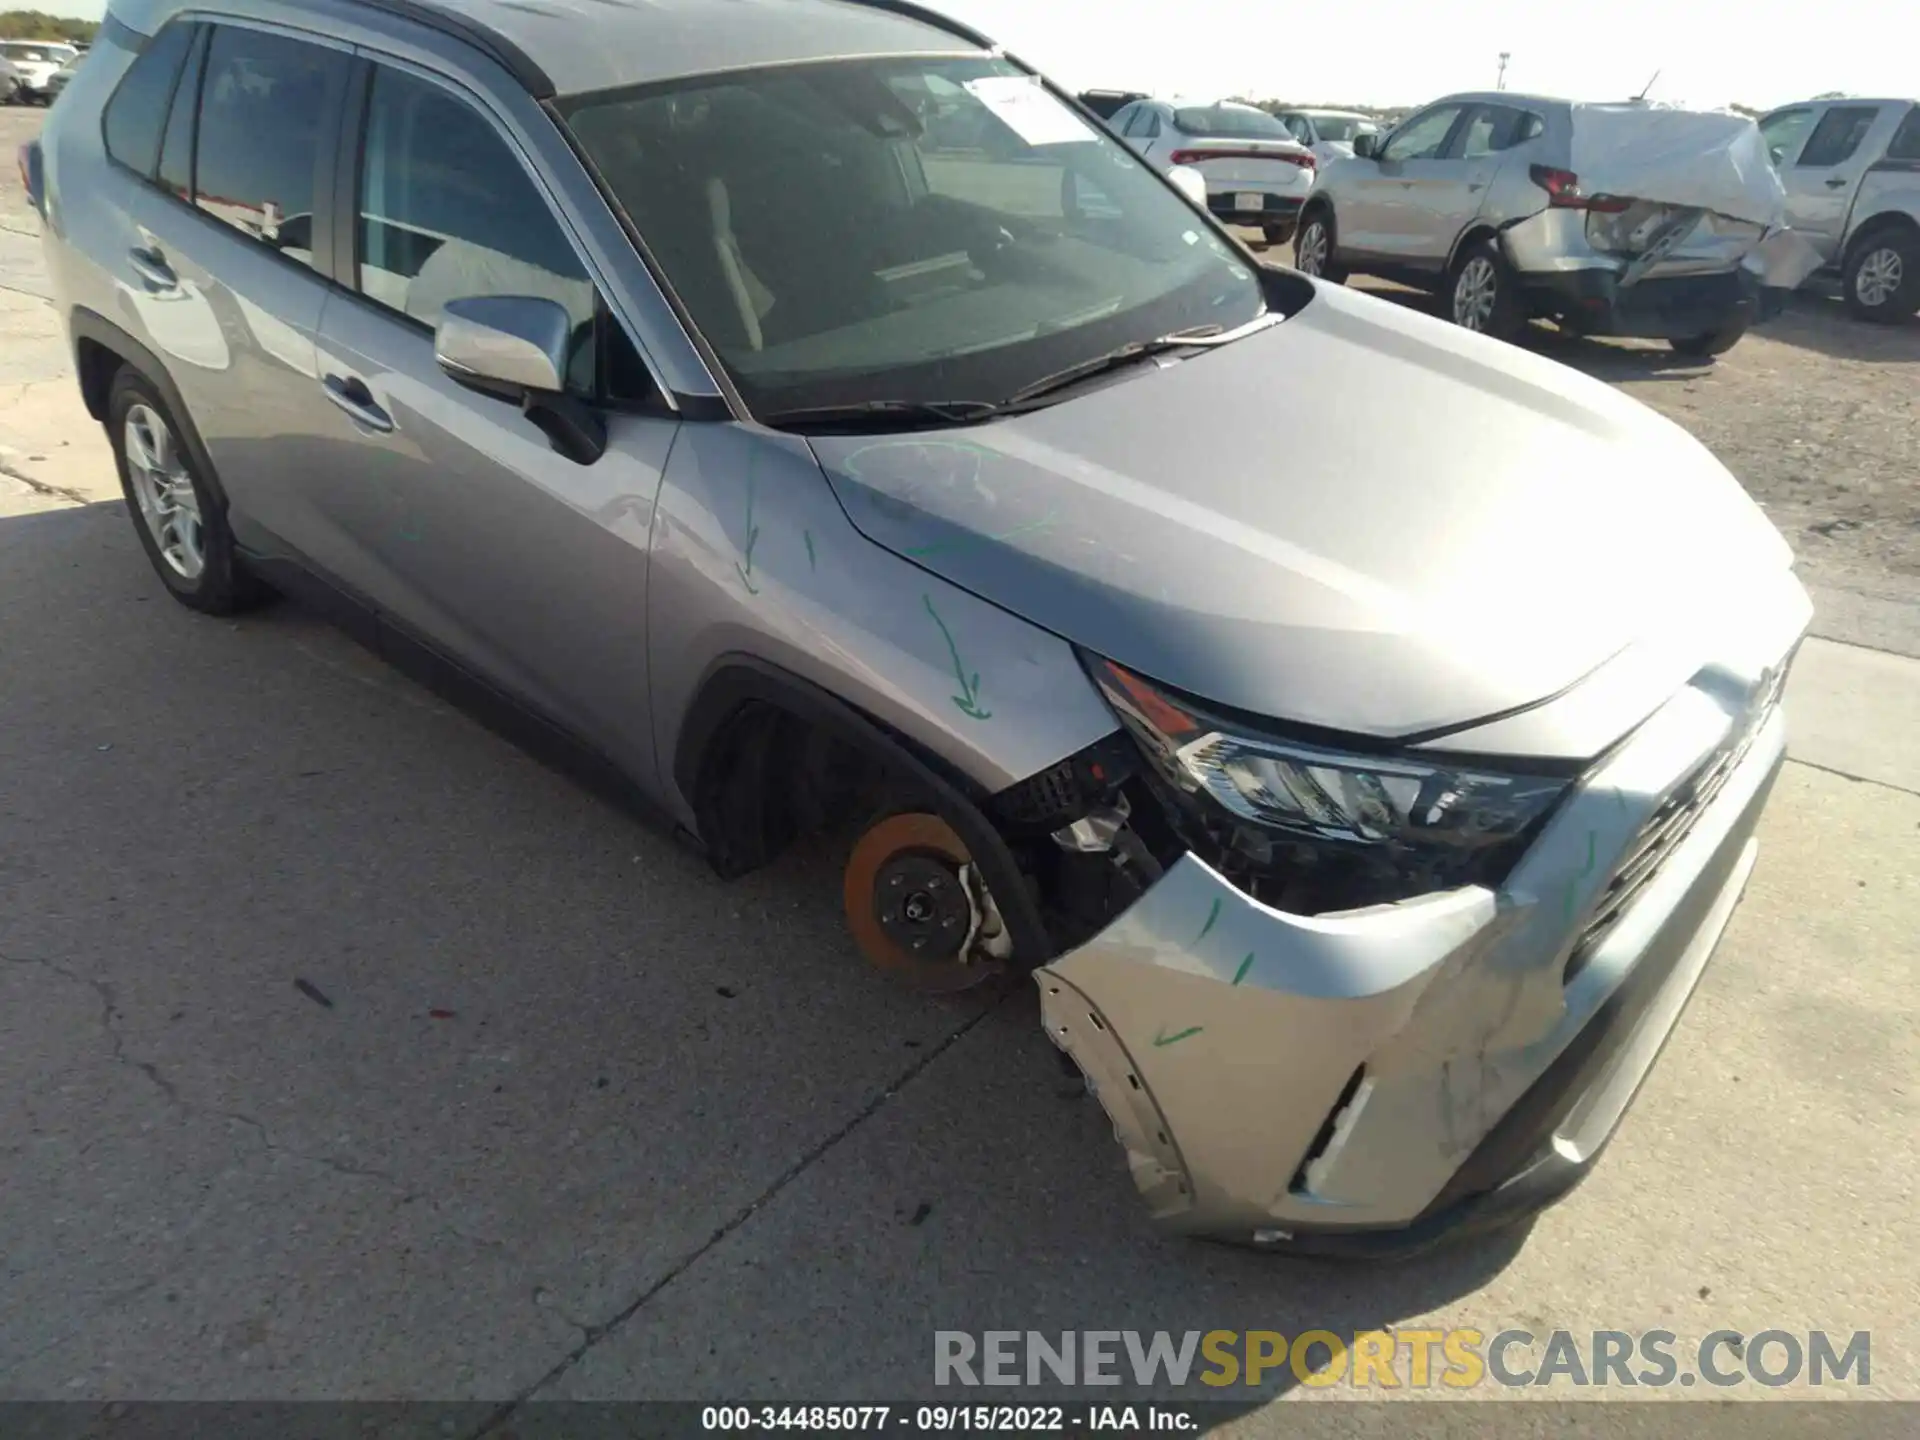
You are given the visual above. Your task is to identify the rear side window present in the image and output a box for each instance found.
[1798,106,1879,167]
[193,26,351,273]
[101,21,197,178]
[1884,107,1920,162]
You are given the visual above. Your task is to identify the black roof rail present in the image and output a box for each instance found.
[338,0,556,98]
[837,0,999,51]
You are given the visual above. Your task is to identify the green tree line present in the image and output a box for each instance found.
[0,10,100,43]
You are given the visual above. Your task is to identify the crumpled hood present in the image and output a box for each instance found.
[809,281,1793,742]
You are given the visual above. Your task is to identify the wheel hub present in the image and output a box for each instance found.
[1856,246,1902,308]
[842,812,1008,993]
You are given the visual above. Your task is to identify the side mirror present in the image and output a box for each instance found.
[1167,164,1208,206]
[435,295,605,466]
[1352,131,1382,160]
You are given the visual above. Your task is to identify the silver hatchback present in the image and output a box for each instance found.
[30,0,1809,1252]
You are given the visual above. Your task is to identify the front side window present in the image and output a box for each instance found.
[1173,103,1294,141]
[193,26,351,272]
[101,20,197,177]
[1758,107,1815,166]
[563,58,1263,417]
[1798,106,1879,167]
[1382,105,1462,162]
[356,68,594,338]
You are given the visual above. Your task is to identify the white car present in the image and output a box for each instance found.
[0,39,78,104]
[1273,107,1382,164]
[1107,96,1317,244]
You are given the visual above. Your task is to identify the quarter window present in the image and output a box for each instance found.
[1798,106,1880,167]
[1382,105,1462,162]
[356,66,599,390]
[101,21,197,178]
[193,27,350,272]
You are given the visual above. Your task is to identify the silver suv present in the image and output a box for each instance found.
[30,0,1809,1253]
[1297,91,1794,356]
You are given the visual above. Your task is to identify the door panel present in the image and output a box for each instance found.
[131,23,353,552]
[1349,103,1465,257]
[307,60,676,774]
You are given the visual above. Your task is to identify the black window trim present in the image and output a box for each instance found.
[336,49,666,414]
[154,23,210,202]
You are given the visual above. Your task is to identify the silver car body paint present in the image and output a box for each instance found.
[41,0,1815,1246]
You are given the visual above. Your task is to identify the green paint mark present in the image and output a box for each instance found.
[734,451,762,595]
[904,511,1060,559]
[923,593,991,720]
[1153,1024,1204,1048]
[1195,896,1221,944]
[804,529,817,571]
[1562,830,1599,923]
[1231,952,1255,987]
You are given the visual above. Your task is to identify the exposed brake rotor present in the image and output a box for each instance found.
[843,812,1010,993]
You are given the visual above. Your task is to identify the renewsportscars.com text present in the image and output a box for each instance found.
[933,1329,1871,1391]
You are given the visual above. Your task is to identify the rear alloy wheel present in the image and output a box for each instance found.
[109,369,265,614]
[1449,239,1522,342]
[1842,228,1919,322]
[1293,213,1345,283]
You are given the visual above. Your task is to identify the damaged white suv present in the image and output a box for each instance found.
[1296,91,1817,355]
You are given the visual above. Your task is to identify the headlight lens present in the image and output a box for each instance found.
[1087,656,1570,909]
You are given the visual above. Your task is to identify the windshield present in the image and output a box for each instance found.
[563,57,1264,415]
[1173,104,1294,140]
[1311,115,1377,143]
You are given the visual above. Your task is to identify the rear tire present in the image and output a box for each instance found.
[1448,238,1522,343]
[1667,322,1748,358]
[108,368,266,615]
[1293,210,1346,283]
[1841,226,1920,322]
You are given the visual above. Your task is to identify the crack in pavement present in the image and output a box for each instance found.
[0,456,90,506]
[2,949,416,1194]
[1786,755,1920,800]
[466,994,1012,1436]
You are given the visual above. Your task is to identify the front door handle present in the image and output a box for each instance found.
[1824,176,1849,188]
[322,374,394,433]
[127,245,176,292]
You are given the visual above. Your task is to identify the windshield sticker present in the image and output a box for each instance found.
[963,76,1096,148]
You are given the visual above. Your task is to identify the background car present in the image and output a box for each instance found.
[42,49,83,102]
[1077,88,1146,122]
[1273,107,1380,164]
[1107,95,1316,244]
[0,38,78,103]
[1296,91,1799,356]
[1757,97,1920,322]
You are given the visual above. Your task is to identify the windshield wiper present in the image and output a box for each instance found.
[1002,321,1261,410]
[758,398,1002,434]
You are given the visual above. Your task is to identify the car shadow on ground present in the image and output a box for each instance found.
[0,501,1532,1408]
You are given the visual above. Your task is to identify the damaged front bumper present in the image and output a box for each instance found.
[1036,597,1808,1255]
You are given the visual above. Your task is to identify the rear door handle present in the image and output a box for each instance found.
[322,374,394,433]
[1824,176,1849,188]
[127,245,176,292]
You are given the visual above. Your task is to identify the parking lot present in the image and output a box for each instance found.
[3,97,1918,1424]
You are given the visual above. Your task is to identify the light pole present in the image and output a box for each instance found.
[1497,52,1510,91]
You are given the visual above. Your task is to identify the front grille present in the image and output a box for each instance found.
[1562,659,1791,983]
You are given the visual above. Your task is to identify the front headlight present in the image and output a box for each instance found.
[1086,655,1570,911]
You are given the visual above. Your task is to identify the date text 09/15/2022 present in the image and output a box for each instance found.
[701,1405,1194,1432]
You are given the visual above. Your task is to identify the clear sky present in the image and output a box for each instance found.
[30,0,1920,112]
